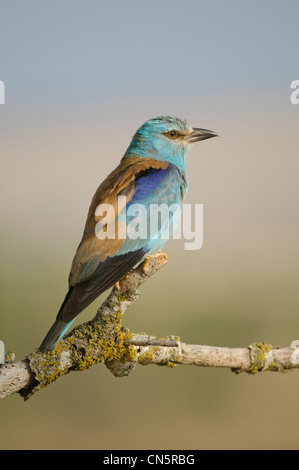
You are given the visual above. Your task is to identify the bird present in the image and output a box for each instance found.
[38,116,217,352]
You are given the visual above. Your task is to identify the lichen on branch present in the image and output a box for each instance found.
[1,254,299,403]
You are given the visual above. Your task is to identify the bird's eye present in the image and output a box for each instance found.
[165,130,179,139]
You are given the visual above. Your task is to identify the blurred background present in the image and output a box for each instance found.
[1,0,299,450]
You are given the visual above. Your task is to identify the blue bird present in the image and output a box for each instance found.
[38,116,217,351]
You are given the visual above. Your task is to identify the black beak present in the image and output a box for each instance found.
[185,128,218,143]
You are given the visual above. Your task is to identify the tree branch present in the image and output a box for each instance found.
[1,254,299,402]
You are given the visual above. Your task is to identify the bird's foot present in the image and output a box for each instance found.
[142,251,168,274]
[114,274,128,291]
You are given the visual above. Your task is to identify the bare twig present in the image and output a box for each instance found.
[1,254,299,402]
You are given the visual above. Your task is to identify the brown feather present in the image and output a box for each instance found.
[69,157,169,286]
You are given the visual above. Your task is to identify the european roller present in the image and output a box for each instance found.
[39,116,217,351]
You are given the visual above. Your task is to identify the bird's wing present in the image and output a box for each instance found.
[69,156,170,287]
[58,157,182,322]
[111,163,183,257]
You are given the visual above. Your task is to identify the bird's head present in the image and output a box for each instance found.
[124,116,217,170]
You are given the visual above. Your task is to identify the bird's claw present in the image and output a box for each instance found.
[142,252,168,274]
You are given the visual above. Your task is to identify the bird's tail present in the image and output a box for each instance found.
[38,286,78,352]
[38,317,76,352]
